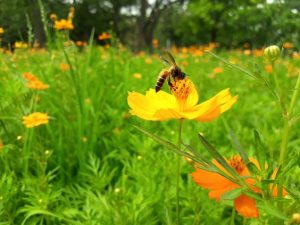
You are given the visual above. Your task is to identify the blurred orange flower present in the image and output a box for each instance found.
[76,41,86,47]
[22,112,49,128]
[60,63,70,71]
[128,77,237,121]
[54,19,74,30]
[264,65,273,74]
[181,61,188,67]
[23,73,49,90]
[0,27,4,34]
[98,32,111,41]
[152,38,159,48]
[192,155,287,218]
[213,67,223,74]
[283,42,293,49]
[0,139,3,150]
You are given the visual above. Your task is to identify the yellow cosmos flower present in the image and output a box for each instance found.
[22,112,49,128]
[128,78,237,121]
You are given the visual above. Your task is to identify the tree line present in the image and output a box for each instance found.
[0,0,299,50]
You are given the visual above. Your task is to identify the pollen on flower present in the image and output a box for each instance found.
[170,78,193,102]
[229,155,245,174]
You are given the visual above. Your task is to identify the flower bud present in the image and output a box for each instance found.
[264,45,280,62]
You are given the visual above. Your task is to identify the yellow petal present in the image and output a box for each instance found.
[127,89,177,121]
[145,89,176,109]
[185,81,199,108]
[154,108,182,120]
[128,92,157,120]
[193,88,237,122]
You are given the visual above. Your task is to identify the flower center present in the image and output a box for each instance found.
[170,77,193,102]
[229,155,245,174]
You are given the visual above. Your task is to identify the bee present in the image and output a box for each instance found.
[155,51,186,92]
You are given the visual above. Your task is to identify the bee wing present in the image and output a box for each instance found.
[160,51,177,66]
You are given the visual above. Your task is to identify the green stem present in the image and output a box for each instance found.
[279,74,300,166]
[230,207,235,225]
[176,119,183,225]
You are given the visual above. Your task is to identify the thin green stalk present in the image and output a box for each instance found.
[271,62,280,94]
[279,74,300,166]
[176,119,183,225]
[230,207,235,225]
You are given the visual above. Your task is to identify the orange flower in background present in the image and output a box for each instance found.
[181,61,188,67]
[22,112,49,128]
[0,27,4,34]
[0,139,3,150]
[98,32,111,41]
[75,41,86,47]
[23,73,49,90]
[60,63,70,71]
[264,65,273,74]
[152,38,159,48]
[54,19,74,30]
[283,42,293,49]
[213,67,223,74]
[128,77,237,121]
[192,155,287,218]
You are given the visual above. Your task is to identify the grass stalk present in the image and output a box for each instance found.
[176,119,183,225]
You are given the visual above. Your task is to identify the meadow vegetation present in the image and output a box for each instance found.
[0,2,300,224]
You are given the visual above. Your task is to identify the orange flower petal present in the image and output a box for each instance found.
[234,194,259,218]
[192,167,238,201]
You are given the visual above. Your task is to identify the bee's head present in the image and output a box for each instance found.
[180,72,186,79]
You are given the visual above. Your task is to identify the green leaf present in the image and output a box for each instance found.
[220,188,242,201]
[197,133,245,185]
[133,125,205,165]
[229,129,250,165]
[254,130,266,172]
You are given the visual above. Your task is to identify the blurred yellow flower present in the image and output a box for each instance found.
[287,63,300,78]
[15,42,28,49]
[243,50,251,55]
[23,73,49,90]
[22,112,49,128]
[133,73,142,79]
[145,58,152,64]
[0,27,4,34]
[128,77,237,121]
[50,13,57,21]
[54,19,74,30]
[98,32,111,41]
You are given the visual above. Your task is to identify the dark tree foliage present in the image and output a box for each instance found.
[0,0,300,49]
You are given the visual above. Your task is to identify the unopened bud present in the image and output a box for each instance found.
[264,45,280,62]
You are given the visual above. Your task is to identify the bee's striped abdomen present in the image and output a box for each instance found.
[155,70,169,92]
